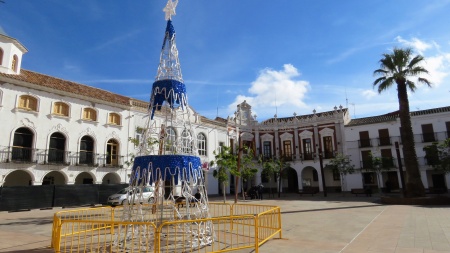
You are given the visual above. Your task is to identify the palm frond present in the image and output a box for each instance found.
[418,77,432,87]
[405,80,417,92]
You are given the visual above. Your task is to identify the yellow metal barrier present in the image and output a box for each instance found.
[52,203,281,253]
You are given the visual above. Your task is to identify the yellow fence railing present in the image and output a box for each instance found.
[51,203,282,253]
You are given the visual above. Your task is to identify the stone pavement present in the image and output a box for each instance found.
[1,193,450,253]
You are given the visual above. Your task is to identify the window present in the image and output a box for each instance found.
[52,102,69,117]
[282,140,292,160]
[83,108,97,121]
[181,130,192,153]
[12,54,18,72]
[12,127,34,162]
[421,124,435,142]
[359,131,371,147]
[48,132,66,164]
[108,113,121,125]
[18,95,38,111]
[323,136,334,158]
[106,139,119,166]
[302,138,313,160]
[263,141,271,159]
[380,149,394,168]
[333,169,340,181]
[446,122,450,139]
[165,127,176,153]
[378,129,391,146]
[79,136,94,165]
[361,150,372,169]
[197,133,207,156]
[312,169,318,181]
[0,47,3,65]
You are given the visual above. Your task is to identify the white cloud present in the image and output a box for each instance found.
[395,37,450,87]
[395,36,433,54]
[228,64,310,118]
[362,89,377,99]
[422,54,450,86]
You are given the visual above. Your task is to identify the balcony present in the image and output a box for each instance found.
[0,146,124,168]
[377,137,392,146]
[302,152,314,161]
[422,133,437,143]
[358,139,372,148]
[322,151,335,159]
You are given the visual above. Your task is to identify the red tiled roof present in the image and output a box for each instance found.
[0,69,130,106]
[346,106,450,126]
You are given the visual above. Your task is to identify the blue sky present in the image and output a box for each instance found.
[1,1,450,120]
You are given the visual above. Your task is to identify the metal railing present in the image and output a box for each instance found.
[0,146,124,168]
[51,203,282,253]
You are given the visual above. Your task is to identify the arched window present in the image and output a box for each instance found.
[52,102,69,117]
[106,139,119,166]
[79,136,94,165]
[83,108,97,121]
[181,130,192,154]
[11,54,18,72]
[18,95,38,111]
[0,47,4,65]
[12,127,34,162]
[108,113,121,125]
[165,127,176,153]
[197,133,207,156]
[48,132,66,164]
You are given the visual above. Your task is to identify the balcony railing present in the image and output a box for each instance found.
[377,137,392,146]
[361,157,396,170]
[358,139,372,148]
[0,146,124,168]
[422,133,437,143]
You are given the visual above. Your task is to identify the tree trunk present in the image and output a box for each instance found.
[397,81,425,197]
[222,182,227,203]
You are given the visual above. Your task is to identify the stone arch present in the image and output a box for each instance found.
[102,172,121,184]
[74,171,96,184]
[281,167,298,193]
[42,171,67,185]
[3,170,34,186]
[300,166,320,188]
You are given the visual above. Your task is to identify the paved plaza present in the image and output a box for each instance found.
[1,193,450,253]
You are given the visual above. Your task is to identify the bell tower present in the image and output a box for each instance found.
[0,26,28,75]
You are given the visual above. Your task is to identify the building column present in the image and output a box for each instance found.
[334,121,342,154]
[274,130,280,159]
[294,129,300,159]
[313,124,319,155]
[255,129,260,156]
[420,170,429,189]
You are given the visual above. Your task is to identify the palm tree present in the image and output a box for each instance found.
[373,47,431,197]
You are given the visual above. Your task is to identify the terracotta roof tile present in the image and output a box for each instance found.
[0,69,130,106]
[346,106,450,126]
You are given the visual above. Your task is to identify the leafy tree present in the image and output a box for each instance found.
[365,152,391,193]
[424,138,450,174]
[327,153,355,192]
[259,156,290,198]
[232,147,258,200]
[210,146,237,203]
[373,47,431,197]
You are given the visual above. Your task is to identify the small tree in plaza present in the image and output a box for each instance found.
[234,147,258,200]
[327,153,355,192]
[424,138,450,174]
[365,152,391,193]
[210,145,237,203]
[259,156,290,198]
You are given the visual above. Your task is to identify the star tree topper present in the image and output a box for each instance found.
[163,0,179,20]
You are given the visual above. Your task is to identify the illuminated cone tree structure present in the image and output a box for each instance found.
[117,0,213,250]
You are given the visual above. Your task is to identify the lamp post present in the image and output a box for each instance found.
[395,142,406,197]
[318,148,327,197]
